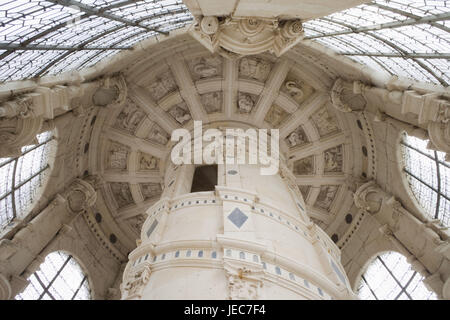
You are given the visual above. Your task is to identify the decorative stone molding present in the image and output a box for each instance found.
[92,74,127,109]
[428,121,450,162]
[0,274,12,300]
[330,78,367,113]
[190,16,304,57]
[224,261,263,300]
[0,116,43,157]
[353,180,400,215]
[122,265,151,300]
[65,179,98,214]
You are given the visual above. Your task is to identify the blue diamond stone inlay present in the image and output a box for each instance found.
[228,208,248,228]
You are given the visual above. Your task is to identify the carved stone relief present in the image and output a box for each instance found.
[147,123,169,145]
[148,70,178,101]
[314,185,339,211]
[200,92,223,114]
[293,156,314,175]
[126,214,146,236]
[139,152,159,171]
[168,102,192,125]
[237,92,256,113]
[239,57,272,82]
[108,142,129,170]
[330,78,367,113]
[285,125,308,148]
[311,107,340,137]
[110,182,134,208]
[224,262,263,300]
[114,99,145,134]
[264,105,290,127]
[188,56,223,81]
[122,266,151,300]
[324,145,343,173]
[140,183,162,200]
[280,76,315,105]
[190,16,304,57]
[65,179,97,214]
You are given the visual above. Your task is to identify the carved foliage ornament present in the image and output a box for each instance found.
[190,16,304,57]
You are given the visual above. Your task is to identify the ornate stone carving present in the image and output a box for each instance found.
[264,105,289,127]
[224,262,263,300]
[168,102,191,125]
[110,182,134,208]
[93,74,127,109]
[122,265,151,300]
[330,78,367,113]
[285,125,308,148]
[126,214,146,236]
[148,71,177,101]
[190,16,304,57]
[324,145,343,173]
[0,116,43,158]
[114,99,145,134]
[237,93,255,113]
[140,183,162,200]
[189,56,223,80]
[315,185,339,211]
[239,57,272,82]
[65,178,97,214]
[200,92,222,114]
[108,142,129,170]
[353,180,400,215]
[147,123,169,145]
[311,107,340,137]
[139,153,159,170]
[293,156,314,175]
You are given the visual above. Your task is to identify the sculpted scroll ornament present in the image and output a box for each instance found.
[122,266,151,300]
[93,75,127,109]
[353,180,401,216]
[65,179,97,214]
[331,78,367,113]
[190,16,304,57]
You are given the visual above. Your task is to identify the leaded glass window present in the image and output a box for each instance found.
[357,251,437,300]
[401,133,450,227]
[0,131,53,231]
[15,251,91,300]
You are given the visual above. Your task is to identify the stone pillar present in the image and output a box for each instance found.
[121,125,355,300]
[0,178,97,298]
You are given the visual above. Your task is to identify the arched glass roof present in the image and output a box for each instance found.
[357,251,437,300]
[0,0,448,84]
[401,133,450,227]
[15,251,91,300]
[0,131,53,231]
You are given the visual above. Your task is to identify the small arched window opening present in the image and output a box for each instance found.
[357,251,437,300]
[191,165,218,192]
[0,131,54,231]
[400,133,449,227]
[15,251,91,300]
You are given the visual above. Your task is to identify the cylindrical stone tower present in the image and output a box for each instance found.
[120,124,355,300]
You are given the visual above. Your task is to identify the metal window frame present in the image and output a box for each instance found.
[401,141,450,222]
[0,135,53,227]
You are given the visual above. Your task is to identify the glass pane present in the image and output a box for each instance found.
[358,251,437,300]
[15,251,91,300]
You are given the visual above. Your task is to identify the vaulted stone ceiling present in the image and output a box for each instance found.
[81,33,377,259]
